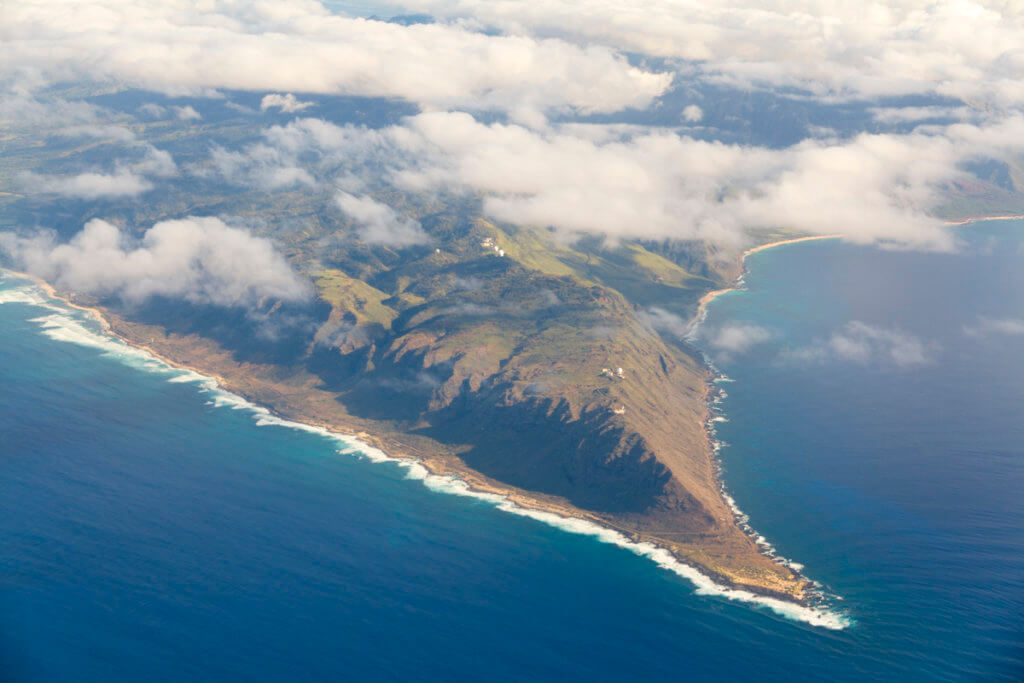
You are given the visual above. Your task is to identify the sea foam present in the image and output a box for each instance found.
[0,272,850,630]
[0,285,64,310]
[682,271,846,623]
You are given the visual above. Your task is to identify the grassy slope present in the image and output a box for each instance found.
[314,269,397,327]
[12,95,1024,602]
[295,217,810,598]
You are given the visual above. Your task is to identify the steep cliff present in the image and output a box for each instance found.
[85,219,808,601]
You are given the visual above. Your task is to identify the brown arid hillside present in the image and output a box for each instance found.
[77,215,811,602]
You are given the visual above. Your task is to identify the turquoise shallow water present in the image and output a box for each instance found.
[2,220,1023,680]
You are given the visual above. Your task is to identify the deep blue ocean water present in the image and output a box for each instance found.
[2,221,1022,681]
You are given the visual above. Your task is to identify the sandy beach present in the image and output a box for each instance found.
[0,264,823,609]
[690,214,1024,330]
[944,214,1024,226]
[6,213,1018,612]
[688,235,843,332]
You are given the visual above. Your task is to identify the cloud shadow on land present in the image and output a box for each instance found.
[118,295,331,367]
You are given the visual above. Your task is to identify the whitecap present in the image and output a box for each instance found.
[7,272,851,630]
[487,497,849,629]
[0,285,64,311]
[26,312,169,373]
[244,403,851,629]
[167,370,211,384]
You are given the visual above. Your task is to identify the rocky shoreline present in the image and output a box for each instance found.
[6,266,816,607]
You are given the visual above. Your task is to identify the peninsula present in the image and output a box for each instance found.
[41,219,819,604]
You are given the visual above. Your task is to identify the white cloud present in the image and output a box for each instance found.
[963,316,1024,338]
[335,191,429,246]
[0,92,112,130]
[16,144,177,198]
[16,171,153,199]
[260,93,314,113]
[784,321,937,366]
[258,166,316,189]
[640,306,691,338]
[193,117,395,192]
[137,103,167,118]
[644,310,772,359]
[682,104,703,123]
[392,0,1024,107]
[0,217,310,308]
[643,310,773,363]
[197,112,1024,249]
[173,105,201,121]
[381,112,1020,249]
[225,100,258,115]
[202,144,316,191]
[869,105,975,124]
[706,323,772,354]
[55,124,137,142]
[1,0,669,120]
[133,145,178,178]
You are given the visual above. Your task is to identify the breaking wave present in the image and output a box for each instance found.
[0,270,850,630]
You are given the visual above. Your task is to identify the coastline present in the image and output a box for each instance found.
[679,214,1023,617]
[689,214,1024,329]
[2,216,1018,631]
[0,271,586,523]
[688,234,843,334]
[681,234,844,610]
[6,269,114,330]
[0,265,851,626]
[943,213,1024,225]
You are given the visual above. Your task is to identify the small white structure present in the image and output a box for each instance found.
[613,406,626,415]
[435,248,441,253]
[616,367,624,377]
[498,249,505,257]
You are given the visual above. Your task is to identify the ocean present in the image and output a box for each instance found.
[1,220,1022,681]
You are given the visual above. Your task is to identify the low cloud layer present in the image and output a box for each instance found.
[640,307,691,338]
[386,112,1024,249]
[963,316,1024,338]
[173,105,201,121]
[6,3,1022,255]
[16,144,177,199]
[202,144,316,191]
[17,170,154,199]
[0,217,310,308]
[2,0,669,121]
[261,93,314,114]
[784,321,937,367]
[55,124,138,143]
[394,0,1024,108]
[706,323,773,355]
[682,105,703,123]
[227,112,1024,249]
[335,192,429,246]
